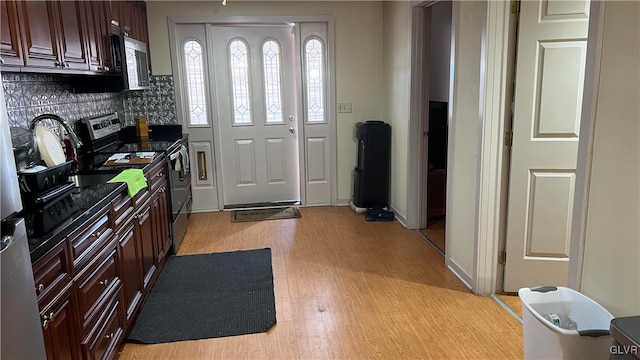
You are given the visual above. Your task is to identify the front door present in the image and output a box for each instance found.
[503,0,590,291]
[210,25,300,207]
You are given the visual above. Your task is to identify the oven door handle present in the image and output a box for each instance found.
[169,152,180,161]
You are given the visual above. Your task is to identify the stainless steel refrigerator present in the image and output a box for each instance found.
[1,80,47,358]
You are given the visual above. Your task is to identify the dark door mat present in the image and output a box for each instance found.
[230,207,301,222]
[127,248,276,344]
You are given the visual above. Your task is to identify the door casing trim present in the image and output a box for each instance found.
[168,15,337,209]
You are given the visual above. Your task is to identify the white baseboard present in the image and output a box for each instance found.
[337,198,351,206]
[389,205,408,228]
[447,258,473,291]
[349,201,366,214]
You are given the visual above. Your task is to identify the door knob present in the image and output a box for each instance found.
[289,127,295,134]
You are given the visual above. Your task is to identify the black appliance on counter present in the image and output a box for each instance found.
[77,113,191,253]
[353,121,391,208]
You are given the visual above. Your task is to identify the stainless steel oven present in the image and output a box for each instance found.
[167,138,191,253]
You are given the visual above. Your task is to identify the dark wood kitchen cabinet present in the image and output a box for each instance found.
[32,157,171,360]
[40,283,82,360]
[147,159,170,265]
[82,0,112,72]
[0,0,148,74]
[135,196,157,290]
[15,0,89,71]
[0,0,24,67]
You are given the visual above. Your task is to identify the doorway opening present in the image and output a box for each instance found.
[417,1,452,255]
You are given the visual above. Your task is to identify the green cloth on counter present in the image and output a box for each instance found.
[107,169,147,197]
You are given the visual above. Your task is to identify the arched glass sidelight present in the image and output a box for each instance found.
[304,38,325,123]
[229,39,252,124]
[183,40,208,126]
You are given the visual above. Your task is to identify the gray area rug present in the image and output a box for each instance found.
[127,248,276,344]
[231,207,301,222]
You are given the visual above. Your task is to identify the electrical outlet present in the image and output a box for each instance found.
[338,102,352,113]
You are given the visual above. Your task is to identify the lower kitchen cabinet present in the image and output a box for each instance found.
[135,196,156,290]
[80,285,124,360]
[40,283,82,360]
[117,219,143,329]
[151,182,169,265]
[33,157,171,358]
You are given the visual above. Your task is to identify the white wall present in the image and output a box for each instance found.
[382,1,412,219]
[446,1,486,278]
[146,1,384,203]
[580,0,640,316]
[428,1,452,102]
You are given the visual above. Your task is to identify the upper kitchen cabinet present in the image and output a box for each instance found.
[0,0,149,75]
[0,0,25,67]
[82,1,112,72]
[16,1,89,71]
[110,1,149,42]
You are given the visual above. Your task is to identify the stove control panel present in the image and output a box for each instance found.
[81,113,121,141]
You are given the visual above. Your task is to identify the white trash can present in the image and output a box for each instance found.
[518,286,614,360]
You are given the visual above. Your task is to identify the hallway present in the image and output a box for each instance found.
[120,207,522,359]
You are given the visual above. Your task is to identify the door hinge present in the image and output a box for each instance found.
[504,131,513,147]
[511,0,520,14]
[498,251,507,265]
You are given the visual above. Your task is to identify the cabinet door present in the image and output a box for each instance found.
[41,285,81,360]
[135,200,156,289]
[56,1,88,70]
[81,0,102,71]
[0,0,25,67]
[117,221,143,327]
[119,1,133,36]
[109,0,121,34]
[151,190,166,265]
[19,1,60,69]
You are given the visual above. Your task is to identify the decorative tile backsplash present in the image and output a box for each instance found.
[2,73,178,131]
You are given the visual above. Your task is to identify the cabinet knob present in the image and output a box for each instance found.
[105,332,114,339]
[0,57,5,64]
[53,60,62,67]
[104,65,110,72]
[64,61,70,68]
[42,319,49,330]
[36,283,45,293]
[99,279,109,286]
[93,231,101,238]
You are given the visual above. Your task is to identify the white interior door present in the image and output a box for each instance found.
[211,25,300,206]
[503,0,589,291]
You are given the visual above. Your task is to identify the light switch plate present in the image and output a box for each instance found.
[338,102,352,113]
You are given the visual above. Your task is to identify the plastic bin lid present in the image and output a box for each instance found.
[611,316,640,349]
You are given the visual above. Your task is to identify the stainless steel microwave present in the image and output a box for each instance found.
[111,34,150,91]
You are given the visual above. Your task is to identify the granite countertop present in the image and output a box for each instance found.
[27,135,186,263]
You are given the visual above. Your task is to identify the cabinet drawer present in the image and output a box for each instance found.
[146,159,166,192]
[33,241,71,309]
[81,289,124,360]
[110,190,134,229]
[68,207,113,271]
[74,238,120,331]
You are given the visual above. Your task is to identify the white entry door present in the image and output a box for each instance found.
[503,0,589,291]
[210,25,300,206]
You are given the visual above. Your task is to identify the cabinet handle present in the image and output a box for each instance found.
[104,65,110,72]
[105,332,114,339]
[53,60,62,67]
[64,61,70,68]
[0,57,4,64]
[93,231,101,238]
[43,312,55,322]
[42,319,49,330]
[36,283,45,294]
[99,279,109,286]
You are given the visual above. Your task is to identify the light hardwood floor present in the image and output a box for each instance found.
[119,207,523,359]
[497,294,523,319]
